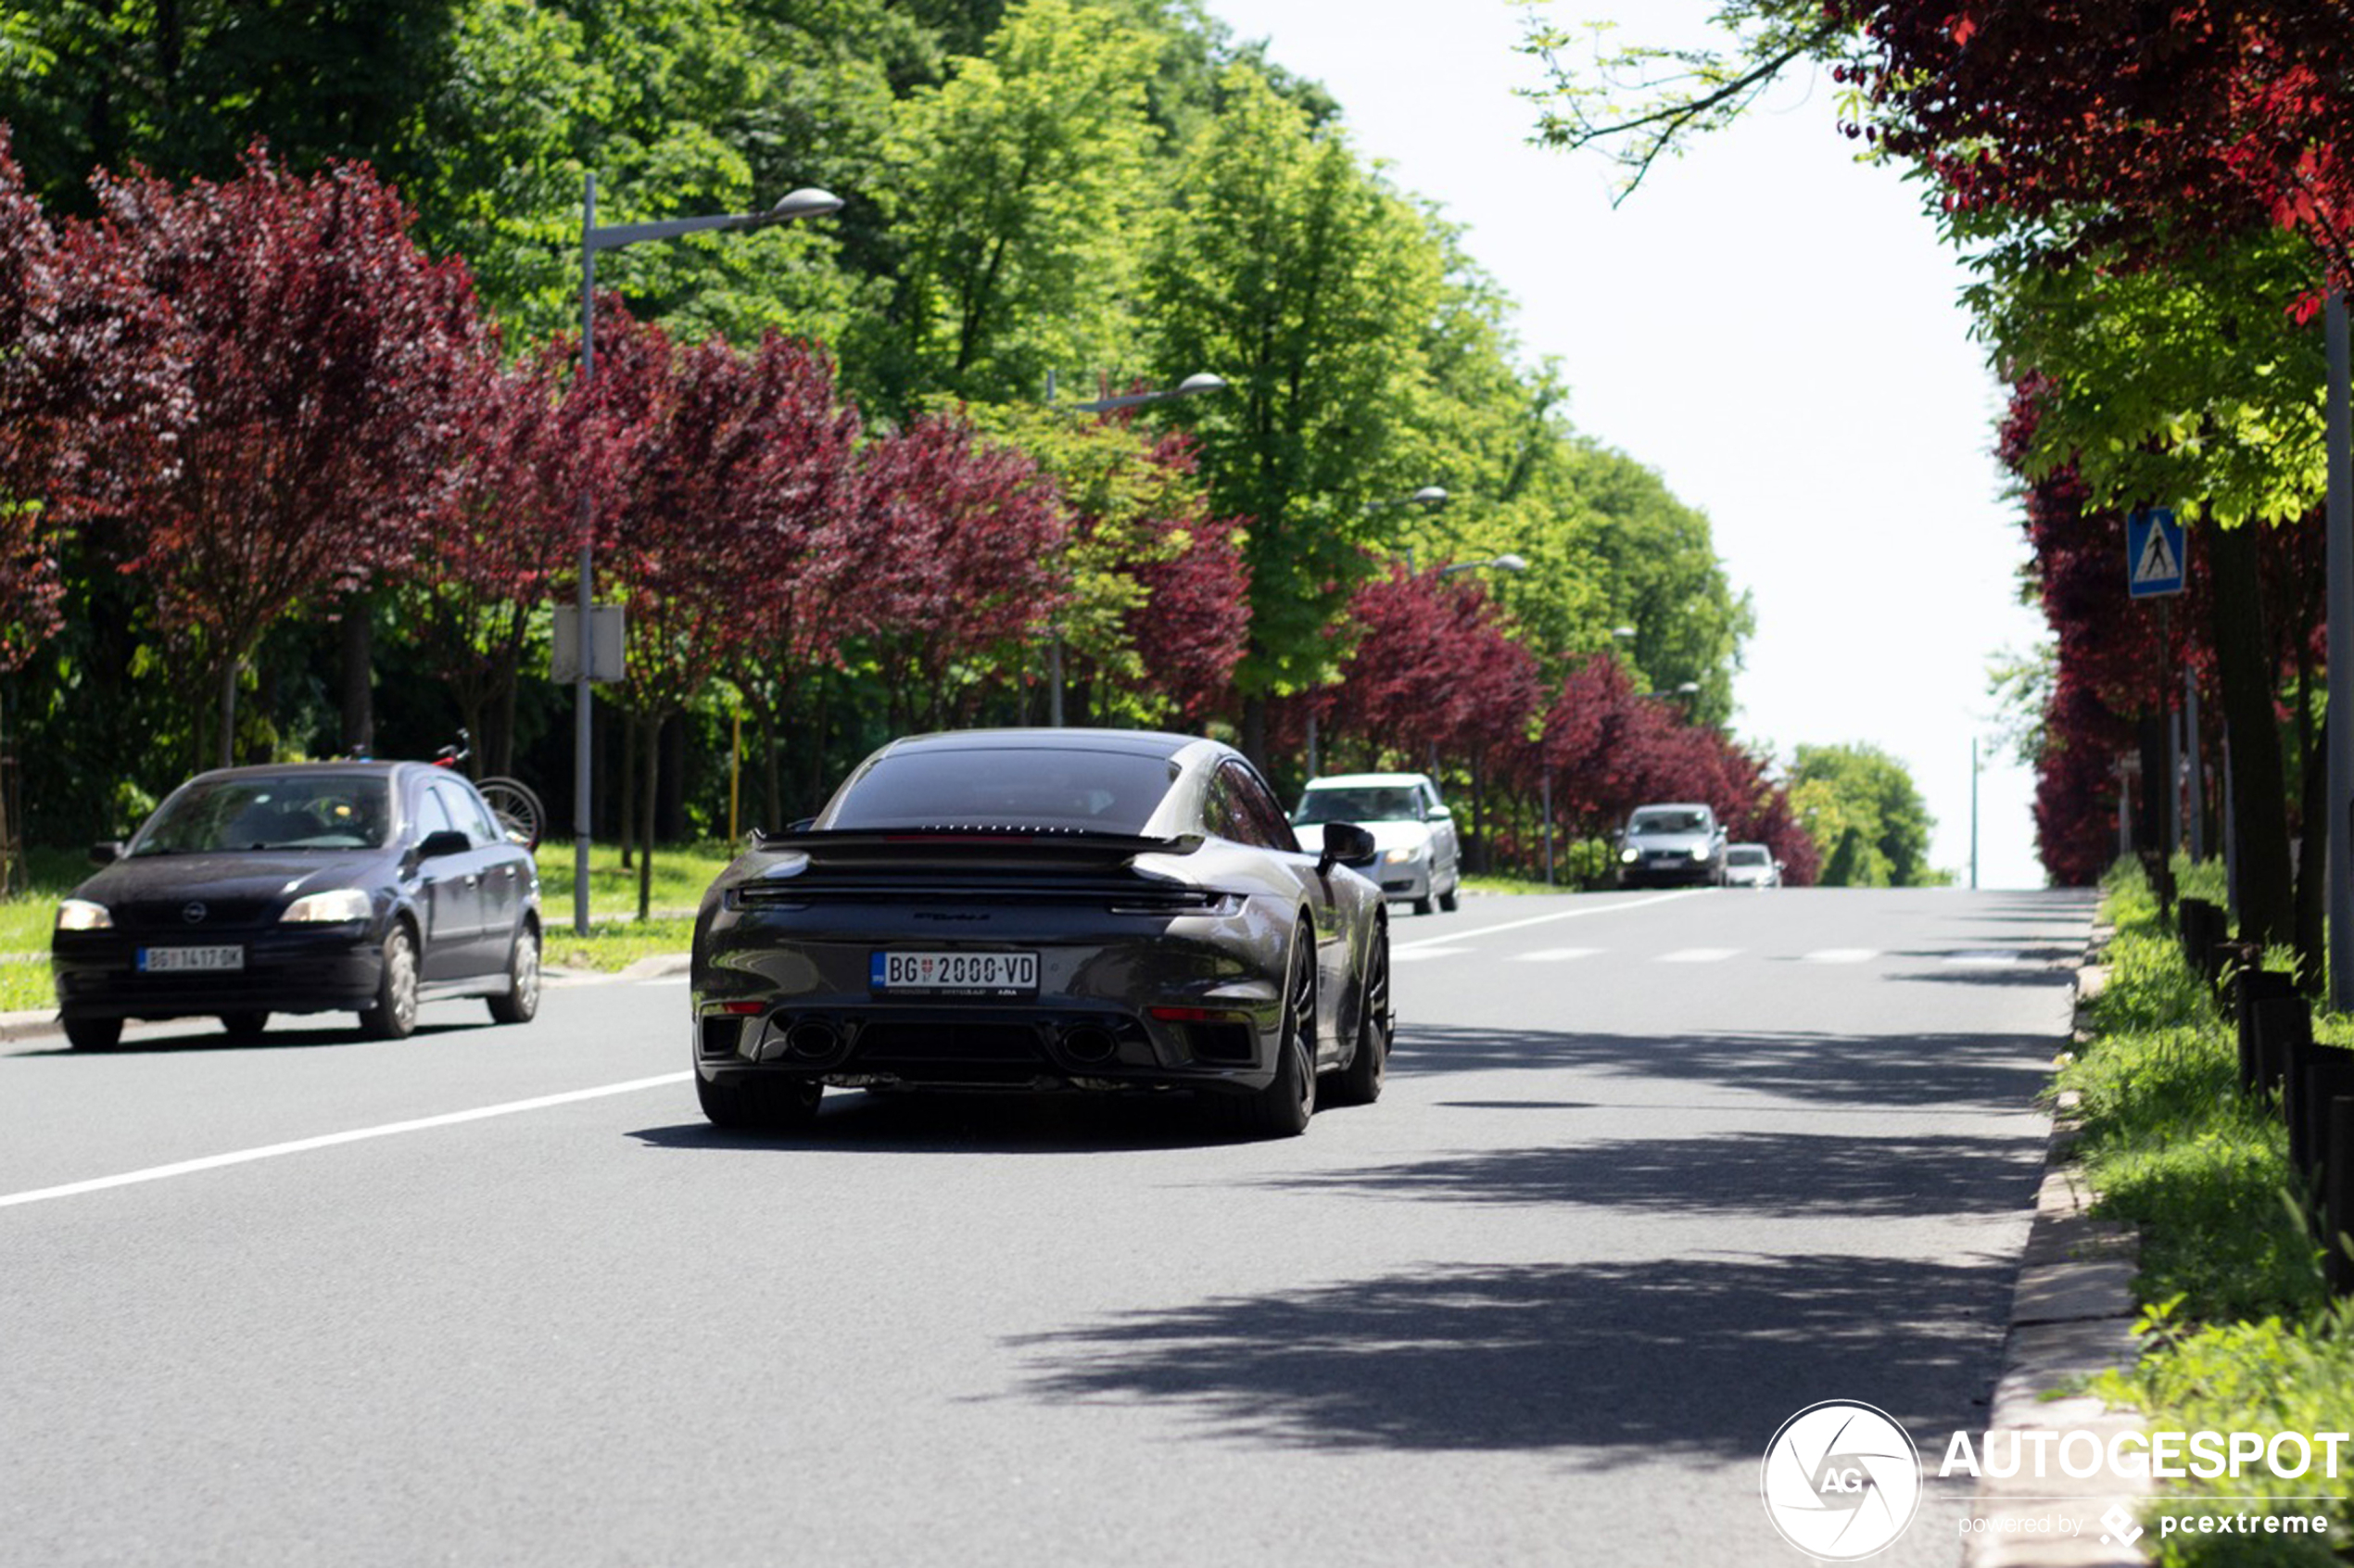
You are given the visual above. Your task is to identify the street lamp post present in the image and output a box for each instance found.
[573,174,841,935]
[1042,371,1228,725]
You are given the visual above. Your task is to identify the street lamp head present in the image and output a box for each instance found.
[1174,372,1227,397]
[1492,553,1529,573]
[1411,486,1449,509]
[1611,625,1637,639]
[764,186,844,223]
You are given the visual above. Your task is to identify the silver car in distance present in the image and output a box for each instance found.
[690,729,1394,1138]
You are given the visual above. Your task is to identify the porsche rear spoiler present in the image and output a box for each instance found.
[748,826,1205,869]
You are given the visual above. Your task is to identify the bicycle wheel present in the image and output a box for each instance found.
[477,777,544,851]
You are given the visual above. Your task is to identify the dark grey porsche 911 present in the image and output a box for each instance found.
[690,729,1393,1137]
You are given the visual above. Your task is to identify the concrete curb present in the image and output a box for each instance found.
[1960,925,2150,1568]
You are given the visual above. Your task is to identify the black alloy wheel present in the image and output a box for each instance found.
[1216,920,1318,1138]
[696,1071,824,1132]
[1325,927,1389,1107]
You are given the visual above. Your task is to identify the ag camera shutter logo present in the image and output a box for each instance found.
[1761,1400,1923,1560]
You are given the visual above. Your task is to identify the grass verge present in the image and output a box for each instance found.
[2067,860,2350,1563]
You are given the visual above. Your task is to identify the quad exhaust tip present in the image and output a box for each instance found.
[1059,1025,1117,1065]
[783,1018,842,1060]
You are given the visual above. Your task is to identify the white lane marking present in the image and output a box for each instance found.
[1804,949,1878,964]
[1945,951,2023,967]
[1394,946,1475,962]
[1512,947,1603,963]
[1391,890,1703,953]
[1656,947,1740,964]
[0,1072,691,1211]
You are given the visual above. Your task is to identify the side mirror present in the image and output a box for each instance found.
[1318,820,1377,874]
[416,828,473,860]
[1426,804,1453,822]
[88,841,124,866]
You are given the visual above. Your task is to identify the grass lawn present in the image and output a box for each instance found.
[0,839,741,1015]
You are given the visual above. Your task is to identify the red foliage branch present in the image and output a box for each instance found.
[65,145,487,718]
[1831,1,2354,284]
[854,411,1069,730]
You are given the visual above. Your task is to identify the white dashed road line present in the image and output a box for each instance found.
[1390,890,1702,953]
[0,1072,692,1211]
[1803,949,1878,964]
[1656,948,1741,964]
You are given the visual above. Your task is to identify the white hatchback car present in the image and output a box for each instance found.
[1723,842,1782,888]
[1292,772,1462,915]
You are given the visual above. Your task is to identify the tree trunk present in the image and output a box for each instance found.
[218,661,237,768]
[2295,659,2327,988]
[619,712,639,870]
[339,599,373,757]
[2208,520,2294,946]
[639,713,662,922]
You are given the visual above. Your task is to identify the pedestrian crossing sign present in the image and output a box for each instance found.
[2127,508,2184,598]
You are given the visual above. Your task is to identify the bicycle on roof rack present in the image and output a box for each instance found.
[432,730,545,852]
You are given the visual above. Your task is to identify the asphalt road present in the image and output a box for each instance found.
[0,884,2095,1567]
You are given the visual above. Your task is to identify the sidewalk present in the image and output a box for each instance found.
[1961,930,2151,1568]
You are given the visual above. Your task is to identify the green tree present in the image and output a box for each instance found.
[1788,742,1939,887]
[853,0,1160,413]
[1140,63,1445,757]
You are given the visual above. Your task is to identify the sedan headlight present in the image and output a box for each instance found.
[56,898,111,931]
[281,888,373,923]
[1383,846,1421,865]
[1690,845,1711,862]
[1619,848,1639,864]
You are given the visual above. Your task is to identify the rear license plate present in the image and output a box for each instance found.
[138,945,245,973]
[871,950,1039,997]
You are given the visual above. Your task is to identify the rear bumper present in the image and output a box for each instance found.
[692,996,1285,1096]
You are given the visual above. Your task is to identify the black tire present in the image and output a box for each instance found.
[1214,923,1318,1138]
[487,923,541,1025]
[218,1012,269,1042]
[1436,880,1460,913]
[697,1071,822,1132]
[63,1015,121,1052]
[360,922,420,1040]
[1411,892,1435,917]
[478,778,544,851]
[1325,926,1390,1107]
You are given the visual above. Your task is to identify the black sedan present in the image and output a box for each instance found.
[51,761,543,1049]
[690,729,1392,1138]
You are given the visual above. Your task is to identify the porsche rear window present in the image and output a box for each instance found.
[825,749,1181,834]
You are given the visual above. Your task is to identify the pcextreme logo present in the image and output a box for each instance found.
[1760,1400,1924,1561]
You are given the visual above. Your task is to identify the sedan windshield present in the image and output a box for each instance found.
[1630,811,1706,835]
[1294,787,1420,825]
[825,749,1180,834]
[1728,847,1770,866]
[133,776,394,854]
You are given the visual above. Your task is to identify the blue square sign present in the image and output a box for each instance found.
[2127,508,2185,598]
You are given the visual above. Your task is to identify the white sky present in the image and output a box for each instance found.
[1198,0,2050,888]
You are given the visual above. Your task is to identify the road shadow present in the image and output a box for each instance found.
[1254,1129,2045,1219]
[1393,1022,2056,1112]
[627,1082,1377,1156]
[5,1018,486,1057]
[1008,1252,2010,1460]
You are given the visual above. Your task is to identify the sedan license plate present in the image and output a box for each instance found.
[138,945,245,973]
[871,950,1039,997]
